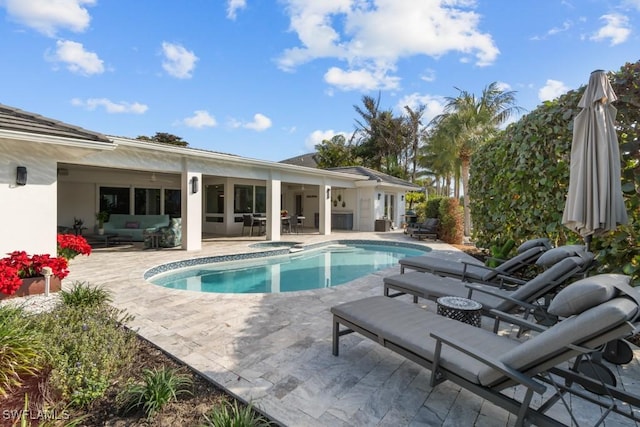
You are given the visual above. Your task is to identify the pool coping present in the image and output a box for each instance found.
[143,238,430,281]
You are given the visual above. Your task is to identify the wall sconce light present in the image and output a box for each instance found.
[16,166,27,186]
[326,188,331,200]
[191,176,199,194]
[378,193,381,200]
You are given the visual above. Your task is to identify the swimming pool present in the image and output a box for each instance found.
[148,241,428,294]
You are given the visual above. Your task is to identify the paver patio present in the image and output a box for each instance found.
[64,230,640,426]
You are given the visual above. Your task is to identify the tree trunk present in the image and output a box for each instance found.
[461,158,472,237]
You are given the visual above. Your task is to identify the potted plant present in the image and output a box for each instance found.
[96,211,109,235]
[0,251,70,298]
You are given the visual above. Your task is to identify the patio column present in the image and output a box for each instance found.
[319,184,331,235]
[266,178,281,241]
[182,170,202,251]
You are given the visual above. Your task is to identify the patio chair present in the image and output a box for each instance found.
[408,218,439,240]
[331,274,640,427]
[398,243,586,288]
[242,214,261,236]
[384,253,595,328]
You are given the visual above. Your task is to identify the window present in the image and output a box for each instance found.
[100,187,130,214]
[233,184,266,214]
[234,185,253,213]
[206,185,224,214]
[255,186,266,213]
[100,187,181,216]
[164,189,181,217]
[135,188,161,214]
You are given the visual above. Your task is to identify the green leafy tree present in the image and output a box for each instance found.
[136,132,189,147]
[315,134,359,168]
[431,82,523,236]
[404,105,427,182]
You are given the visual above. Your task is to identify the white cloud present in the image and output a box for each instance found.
[183,110,217,128]
[277,0,499,91]
[305,129,349,151]
[226,0,246,20]
[324,66,400,91]
[396,93,445,125]
[495,81,512,92]
[161,42,198,79]
[590,14,631,46]
[2,0,94,36]
[49,40,104,75]
[71,98,148,114]
[538,79,569,102]
[420,68,436,82]
[243,113,272,131]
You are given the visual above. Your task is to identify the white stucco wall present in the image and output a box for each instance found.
[0,142,58,256]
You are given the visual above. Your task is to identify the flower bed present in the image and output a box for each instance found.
[0,234,91,297]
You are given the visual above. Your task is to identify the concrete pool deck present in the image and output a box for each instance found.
[62,230,640,426]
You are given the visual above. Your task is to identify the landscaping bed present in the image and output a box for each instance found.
[0,284,276,427]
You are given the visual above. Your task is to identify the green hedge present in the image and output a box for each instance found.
[470,61,640,283]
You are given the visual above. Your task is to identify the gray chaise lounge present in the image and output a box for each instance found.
[398,243,587,289]
[331,274,640,426]
[384,254,594,327]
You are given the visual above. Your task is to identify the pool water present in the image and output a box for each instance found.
[150,243,427,293]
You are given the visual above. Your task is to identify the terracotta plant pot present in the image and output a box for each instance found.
[0,276,62,300]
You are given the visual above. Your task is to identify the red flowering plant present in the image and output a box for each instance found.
[57,233,92,261]
[0,251,69,295]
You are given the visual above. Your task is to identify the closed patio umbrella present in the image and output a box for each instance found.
[562,69,628,250]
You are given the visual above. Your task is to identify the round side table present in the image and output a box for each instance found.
[436,296,483,327]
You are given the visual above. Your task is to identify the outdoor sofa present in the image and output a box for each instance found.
[103,214,170,241]
[331,274,640,426]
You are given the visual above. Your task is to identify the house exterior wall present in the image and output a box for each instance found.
[0,141,58,256]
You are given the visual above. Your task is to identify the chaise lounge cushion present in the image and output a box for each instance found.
[547,273,627,317]
[479,296,638,387]
[331,296,518,384]
[535,244,586,267]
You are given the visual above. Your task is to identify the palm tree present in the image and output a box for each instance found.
[404,105,426,182]
[432,82,522,236]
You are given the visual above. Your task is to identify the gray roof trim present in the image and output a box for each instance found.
[0,104,111,143]
[327,166,421,189]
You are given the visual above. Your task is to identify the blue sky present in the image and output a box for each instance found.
[1,0,639,162]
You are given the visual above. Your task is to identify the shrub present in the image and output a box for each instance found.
[56,234,92,261]
[438,198,464,244]
[118,367,193,419]
[469,60,639,283]
[60,282,112,308]
[425,197,444,219]
[201,400,272,427]
[36,303,136,407]
[0,305,48,397]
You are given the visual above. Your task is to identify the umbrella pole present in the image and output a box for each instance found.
[584,235,592,252]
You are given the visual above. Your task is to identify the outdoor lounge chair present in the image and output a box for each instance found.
[384,253,595,327]
[408,218,440,240]
[331,274,640,426]
[398,243,585,289]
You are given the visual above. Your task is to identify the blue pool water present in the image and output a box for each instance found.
[150,243,427,294]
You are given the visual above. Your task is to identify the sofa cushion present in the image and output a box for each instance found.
[125,221,140,229]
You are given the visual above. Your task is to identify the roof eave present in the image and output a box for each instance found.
[0,129,116,150]
[111,137,366,181]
